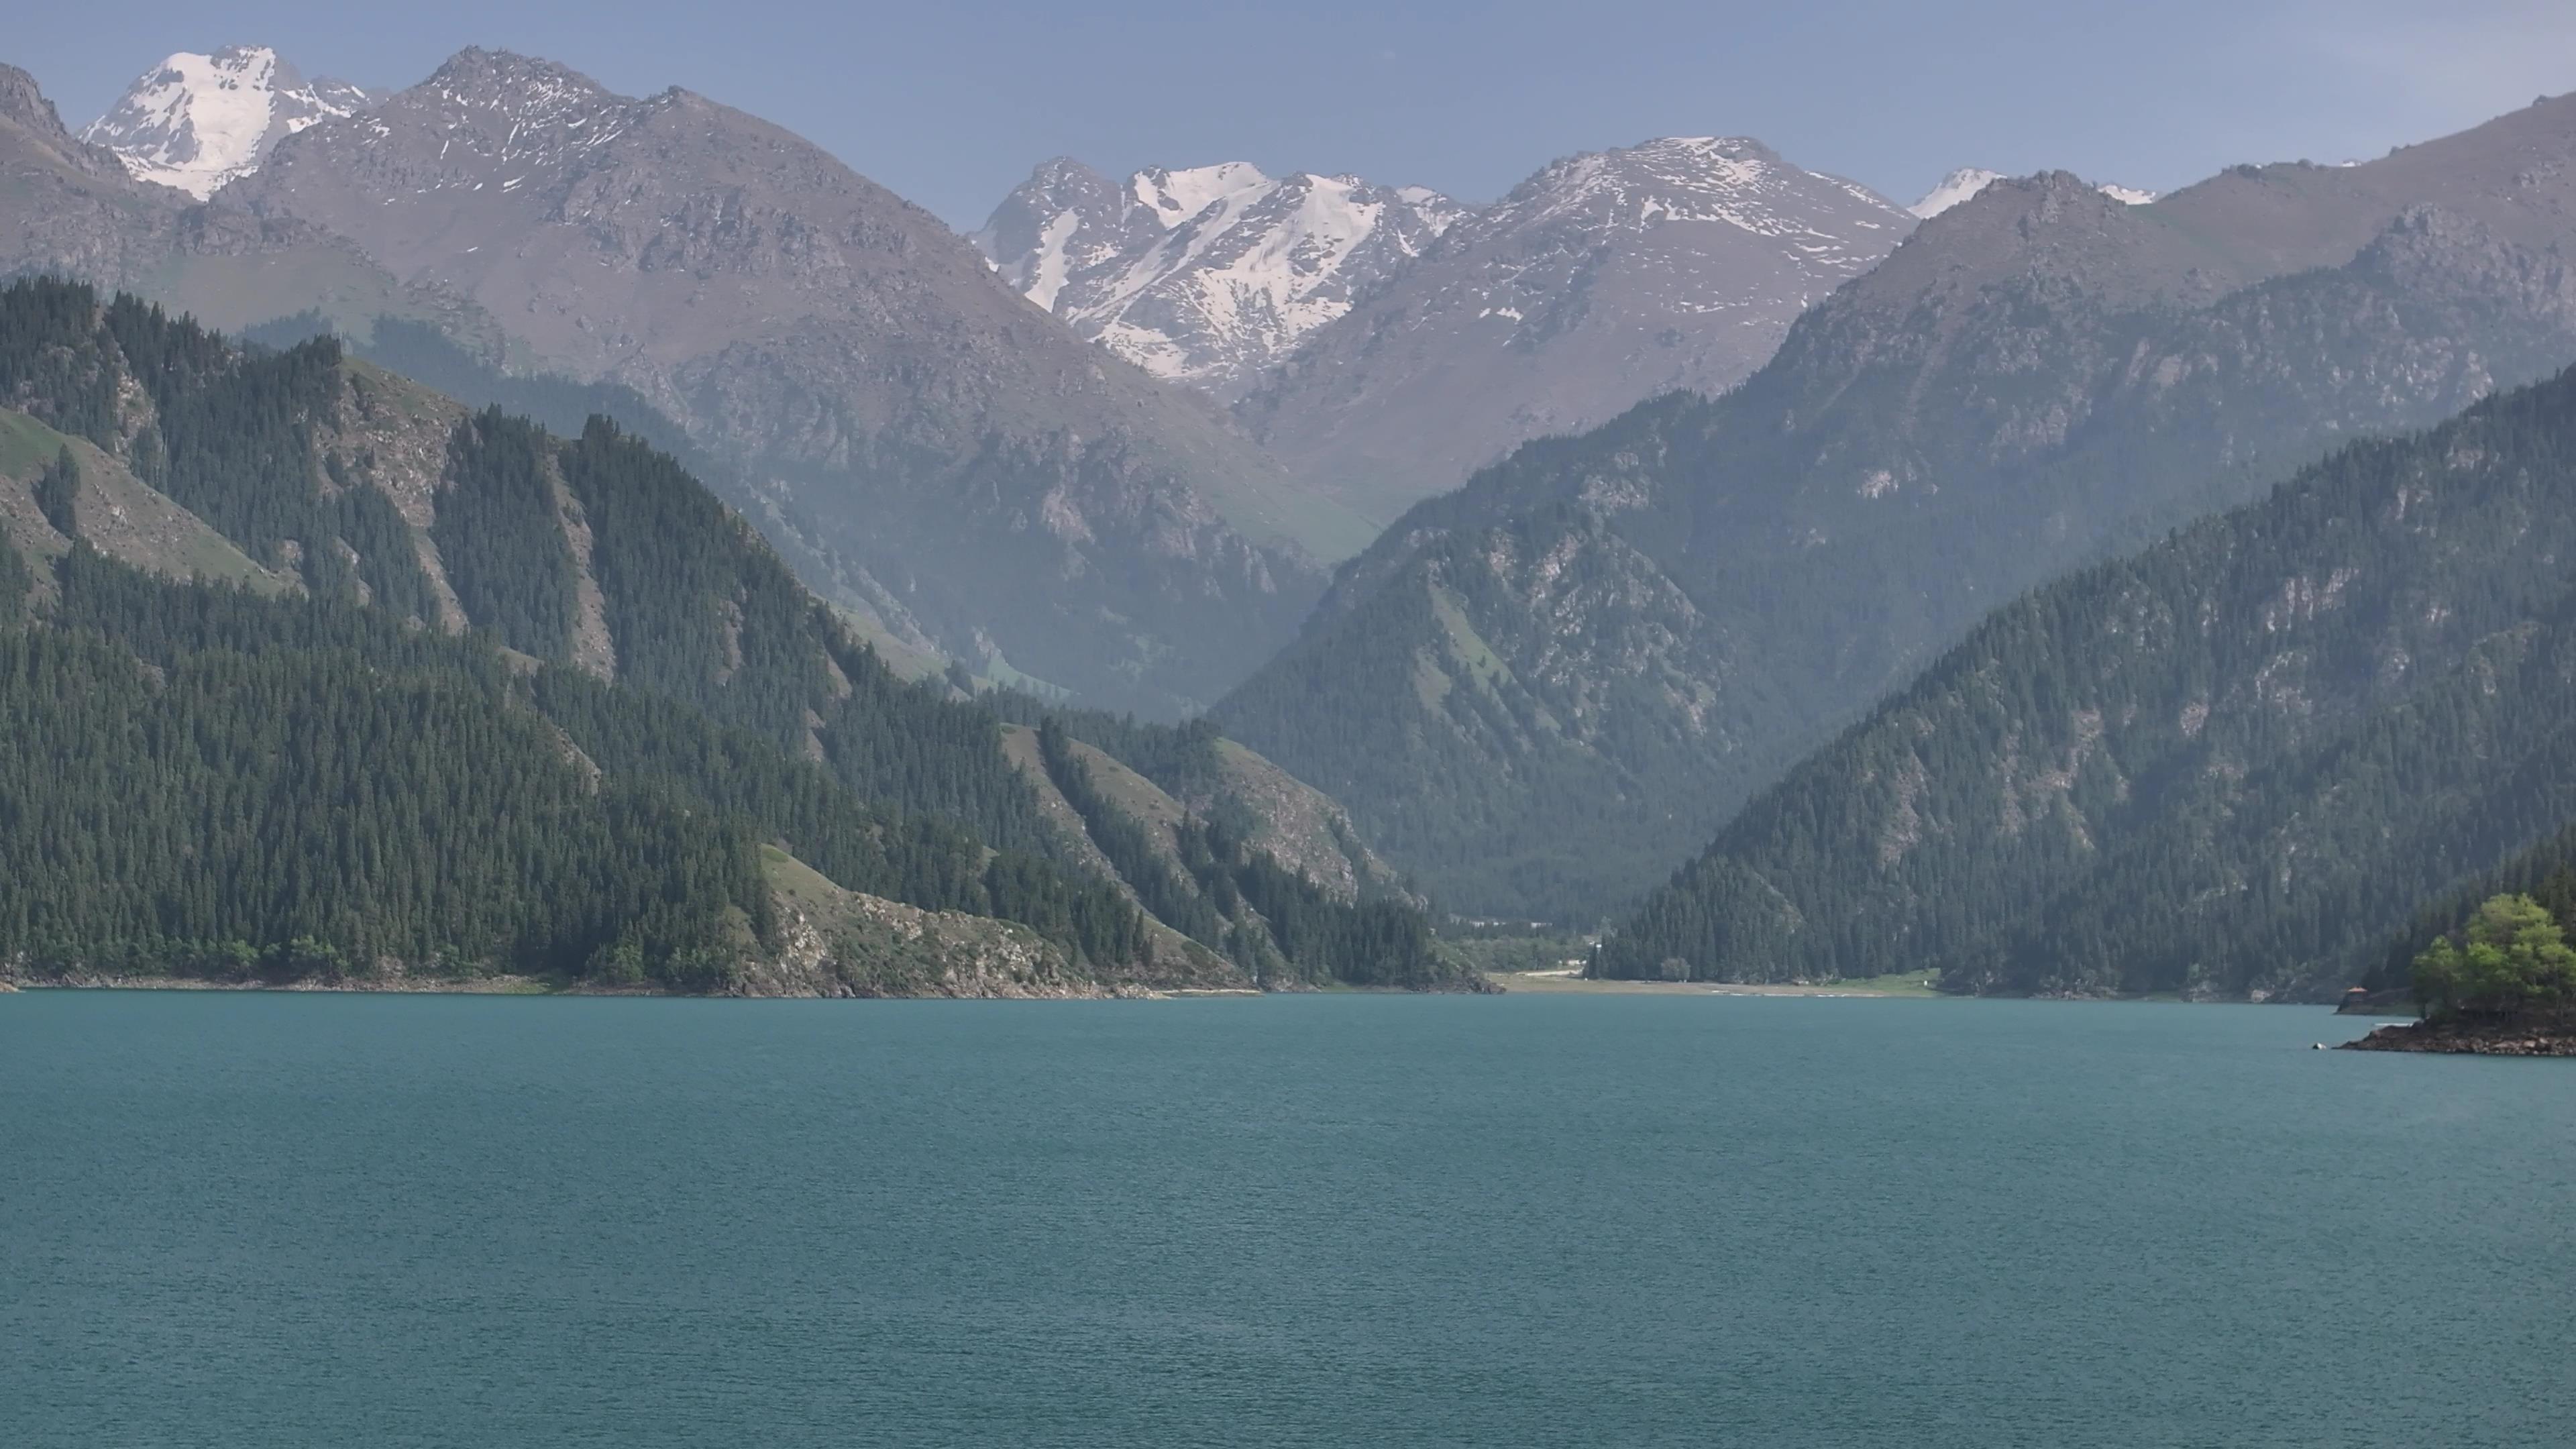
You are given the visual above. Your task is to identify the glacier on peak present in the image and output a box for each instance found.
[977,158,1466,395]
[977,131,1920,402]
[80,44,366,199]
[1134,162,1273,227]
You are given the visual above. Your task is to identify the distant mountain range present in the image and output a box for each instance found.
[28,37,2576,1000]
[10,46,1358,716]
[979,145,2166,540]
[1216,93,2576,920]
[986,138,1920,535]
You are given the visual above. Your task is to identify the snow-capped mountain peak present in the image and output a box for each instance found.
[1911,166,2159,217]
[977,160,1467,396]
[1909,167,2004,218]
[1230,133,1925,528]
[1495,135,1900,245]
[80,45,366,199]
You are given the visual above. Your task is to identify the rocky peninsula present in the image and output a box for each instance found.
[2340,1016,2576,1057]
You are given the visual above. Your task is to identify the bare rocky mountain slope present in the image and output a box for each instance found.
[1232,137,1918,533]
[985,138,1919,541]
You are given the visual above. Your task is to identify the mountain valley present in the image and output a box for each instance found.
[9,37,2576,999]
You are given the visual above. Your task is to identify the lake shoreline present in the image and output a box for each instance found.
[2339,1016,2576,1056]
[1490,970,1937,997]
[0,975,1466,1002]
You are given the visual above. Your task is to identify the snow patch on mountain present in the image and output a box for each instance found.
[1912,166,2158,217]
[1499,136,1898,258]
[1909,167,2004,219]
[1134,162,1271,227]
[1227,135,1923,526]
[977,160,1466,395]
[80,45,366,198]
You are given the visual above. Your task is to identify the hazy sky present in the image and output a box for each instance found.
[19,1,2576,227]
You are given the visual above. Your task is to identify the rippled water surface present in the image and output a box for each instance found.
[3,991,2570,1447]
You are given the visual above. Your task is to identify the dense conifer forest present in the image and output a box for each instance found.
[2372,823,2576,998]
[1595,362,2576,999]
[1030,718,1454,987]
[0,279,1437,992]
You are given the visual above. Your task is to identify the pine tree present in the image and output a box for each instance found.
[33,445,78,539]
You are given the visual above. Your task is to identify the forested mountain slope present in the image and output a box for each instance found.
[2367,821,2576,999]
[0,280,1456,992]
[1216,93,2576,918]
[215,48,1336,714]
[1596,364,2576,999]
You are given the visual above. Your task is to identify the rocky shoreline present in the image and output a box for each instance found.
[2339,1017,2576,1056]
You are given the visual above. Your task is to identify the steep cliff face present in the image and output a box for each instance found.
[219,48,1326,714]
[1220,95,2576,917]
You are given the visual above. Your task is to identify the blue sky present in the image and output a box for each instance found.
[22,1,2576,227]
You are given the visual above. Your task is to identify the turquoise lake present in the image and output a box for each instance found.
[2,992,2569,1446]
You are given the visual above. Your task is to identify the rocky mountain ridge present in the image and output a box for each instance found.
[1216,91,2576,917]
[0,58,480,344]
[1230,135,1917,533]
[984,136,1918,539]
[1907,166,2156,217]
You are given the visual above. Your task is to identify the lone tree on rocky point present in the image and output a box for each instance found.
[2413,894,2576,1018]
